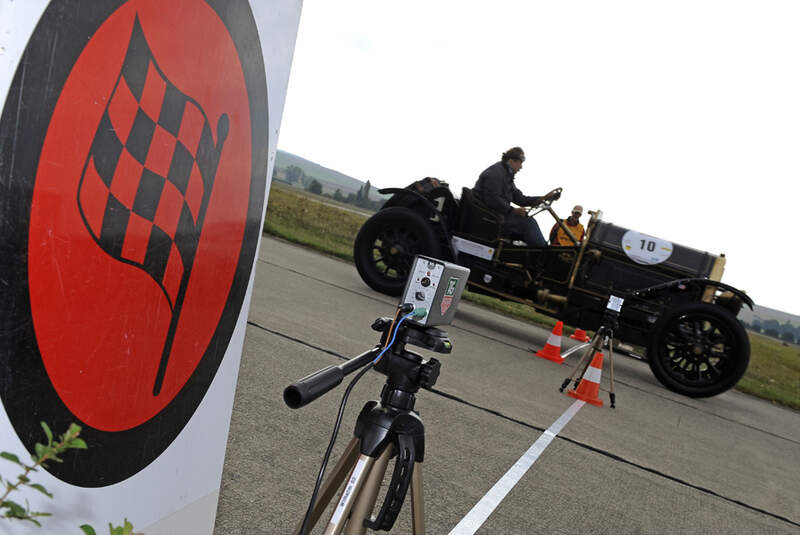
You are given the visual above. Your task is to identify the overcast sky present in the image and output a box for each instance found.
[277,1,800,315]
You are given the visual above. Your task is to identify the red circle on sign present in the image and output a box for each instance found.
[28,0,252,431]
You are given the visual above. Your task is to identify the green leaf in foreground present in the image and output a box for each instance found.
[2,499,27,518]
[28,483,53,498]
[0,452,23,467]
[66,423,82,439]
[68,438,88,450]
[41,422,53,444]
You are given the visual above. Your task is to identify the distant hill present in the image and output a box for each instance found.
[274,150,386,200]
[739,304,800,328]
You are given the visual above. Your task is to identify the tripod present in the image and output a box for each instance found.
[559,296,623,408]
[285,315,452,534]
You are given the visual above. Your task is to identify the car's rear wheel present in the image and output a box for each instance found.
[647,303,750,397]
[354,207,441,296]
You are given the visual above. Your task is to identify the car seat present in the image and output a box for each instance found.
[457,188,504,243]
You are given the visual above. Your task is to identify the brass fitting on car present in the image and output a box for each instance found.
[536,289,568,307]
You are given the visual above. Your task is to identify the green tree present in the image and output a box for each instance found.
[306,179,323,195]
[285,165,304,185]
[333,189,344,202]
[779,321,797,338]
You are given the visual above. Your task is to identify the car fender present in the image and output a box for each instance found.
[378,188,459,261]
[632,278,754,310]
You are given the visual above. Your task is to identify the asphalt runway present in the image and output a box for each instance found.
[214,235,800,534]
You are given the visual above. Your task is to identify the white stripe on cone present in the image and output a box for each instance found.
[583,364,602,384]
[545,332,561,346]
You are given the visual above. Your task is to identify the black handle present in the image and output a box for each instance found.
[283,348,381,409]
[283,365,344,409]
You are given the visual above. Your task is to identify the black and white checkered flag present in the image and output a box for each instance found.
[78,16,228,395]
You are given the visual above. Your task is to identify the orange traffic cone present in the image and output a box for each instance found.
[570,328,590,342]
[567,352,604,406]
[536,321,564,364]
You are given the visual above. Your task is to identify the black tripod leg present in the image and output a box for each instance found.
[608,333,616,408]
[294,438,360,535]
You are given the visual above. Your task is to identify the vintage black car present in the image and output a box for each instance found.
[353,178,753,398]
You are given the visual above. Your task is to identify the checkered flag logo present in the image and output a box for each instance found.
[77,16,228,396]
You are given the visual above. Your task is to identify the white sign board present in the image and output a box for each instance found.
[0,1,301,533]
[452,236,496,261]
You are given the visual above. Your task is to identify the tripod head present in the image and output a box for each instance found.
[283,308,452,410]
[370,315,451,410]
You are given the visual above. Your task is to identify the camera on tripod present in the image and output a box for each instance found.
[284,255,469,534]
[283,255,469,410]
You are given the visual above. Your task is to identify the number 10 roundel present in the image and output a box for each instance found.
[0,0,268,486]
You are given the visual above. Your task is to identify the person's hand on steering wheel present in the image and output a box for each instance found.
[525,187,563,214]
[542,187,562,204]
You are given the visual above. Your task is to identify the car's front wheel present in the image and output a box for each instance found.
[354,207,441,296]
[647,303,750,397]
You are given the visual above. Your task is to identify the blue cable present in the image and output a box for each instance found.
[371,307,426,364]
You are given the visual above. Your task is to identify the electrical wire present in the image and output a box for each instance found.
[371,313,413,364]
[298,311,415,535]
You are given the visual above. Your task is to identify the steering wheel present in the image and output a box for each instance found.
[526,187,562,214]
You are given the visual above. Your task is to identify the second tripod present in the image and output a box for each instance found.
[559,295,624,408]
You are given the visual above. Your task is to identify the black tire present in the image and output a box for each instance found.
[354,207,441,296]
[647,303,750,398]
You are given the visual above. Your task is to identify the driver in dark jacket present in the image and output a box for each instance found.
[473,147,557,247]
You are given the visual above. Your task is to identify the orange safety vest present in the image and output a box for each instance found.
[551,219,585,246]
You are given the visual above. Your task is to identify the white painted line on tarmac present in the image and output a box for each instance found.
[448,399,586,535]
[562,342,590,358]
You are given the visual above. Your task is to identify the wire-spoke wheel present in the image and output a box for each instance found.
[354,207,441,296]
[648,303,749,397]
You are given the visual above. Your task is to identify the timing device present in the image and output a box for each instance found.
[399,255,470,327]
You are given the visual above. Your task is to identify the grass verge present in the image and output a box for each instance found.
[263,184,800,410]
[735,332,800,409]
[264,184,366,261]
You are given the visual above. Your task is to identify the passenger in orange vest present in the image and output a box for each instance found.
[549,205,585,246]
